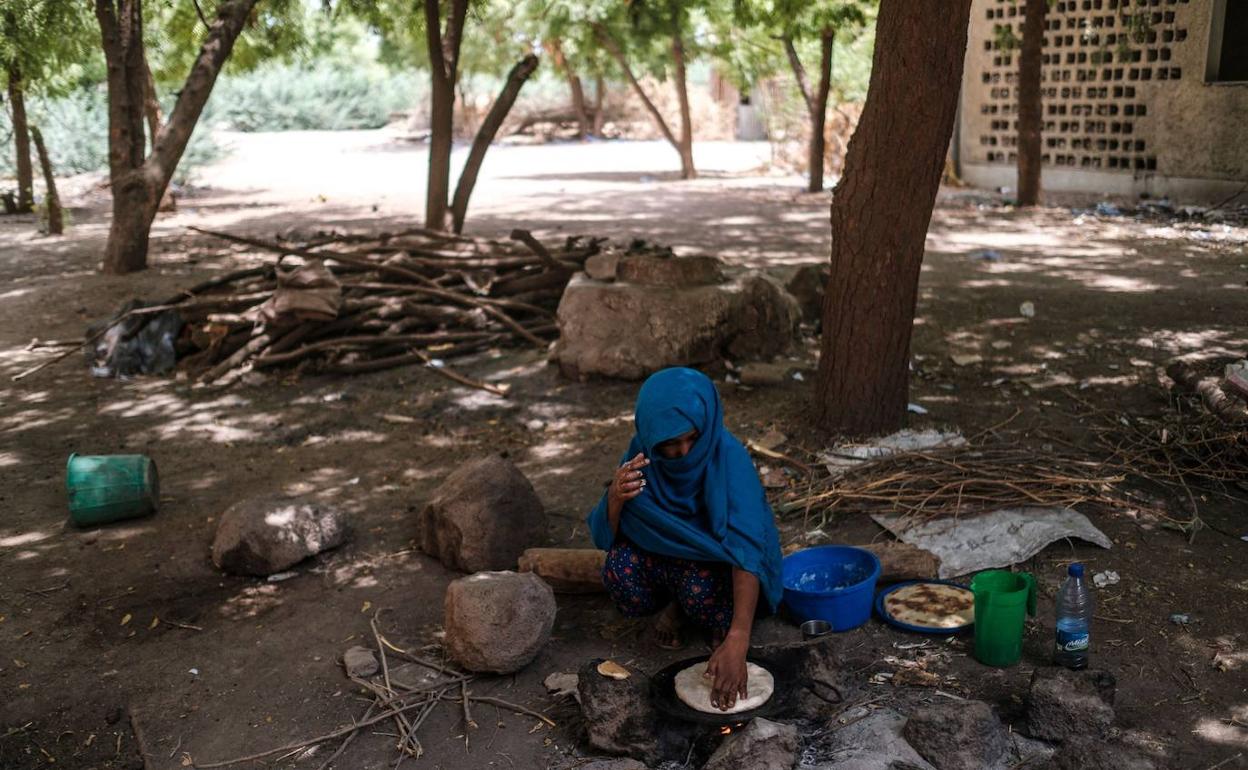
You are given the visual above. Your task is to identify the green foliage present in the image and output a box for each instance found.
[719,0,875,97]
[0,85,222,180]
[145,0,311,86]
[0,0,98,97]
[205,61,423,131]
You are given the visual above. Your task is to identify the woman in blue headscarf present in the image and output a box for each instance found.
[587,367,783,711]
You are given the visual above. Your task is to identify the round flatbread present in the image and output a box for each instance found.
[883,582,974,630]
[673,660,774,715]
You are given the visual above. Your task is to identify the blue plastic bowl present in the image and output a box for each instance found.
[782,545,881,631]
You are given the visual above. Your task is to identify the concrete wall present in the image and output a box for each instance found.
[958,0,1248,201]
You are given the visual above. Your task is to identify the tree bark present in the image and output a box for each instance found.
[670,19,696,180]
[95,0,258,274]
[809,31,834,193]
[6,63,34,213]
[592,75,605,137]
[1016,0,1046,206]
[548,39,589,140]
[423,0,468,232]
[451,55,540,234]
[594,25,683,159]
[29,125,63,235]
[814,0,972,436]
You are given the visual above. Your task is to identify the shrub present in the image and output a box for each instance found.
[0,85,223,183]
[205,62,423,132]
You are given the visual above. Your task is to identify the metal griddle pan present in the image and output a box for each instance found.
[648,653,798,726]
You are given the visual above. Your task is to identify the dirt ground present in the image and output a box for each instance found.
[1,133,1246,769]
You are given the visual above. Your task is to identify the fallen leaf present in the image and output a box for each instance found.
[149,616,160,630]
[361,601,372,613]
[13,659,27,668]
[120,613,132,626]
[755,430,787,451]
[181,753,194,767]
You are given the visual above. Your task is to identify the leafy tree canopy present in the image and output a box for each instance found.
[0,0,98,96]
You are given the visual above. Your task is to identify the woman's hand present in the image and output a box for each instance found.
[606,453,649,534]
[705,629,750,710]
[609,453,649,508]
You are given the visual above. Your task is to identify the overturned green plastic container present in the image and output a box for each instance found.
[66,454,159,527]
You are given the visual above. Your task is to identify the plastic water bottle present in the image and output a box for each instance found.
[1054,563,1093,669]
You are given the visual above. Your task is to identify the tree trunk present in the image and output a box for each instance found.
[29,125,63,235]
[548,39,589,140]
[595,25,683,161]
[1017,0,1046,206]
[814,0,972,436]
[423,0,468,232]
[809,31,834,193]
[592,75,605,137]
[451,55,540,234]
[95,0,258,274]
[670,26,696,180]
[7,63,34,213]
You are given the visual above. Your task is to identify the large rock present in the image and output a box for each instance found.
[444,571,555,674]
[813,708,934,769]
[755,638,845,720]
[577,659,694,764]
[1034,736,1156,770]
[724,274,802,361]
[704,718,798,770]
[578,760,649,770]
[211,497,348,576]
[1025,668,1116,742]
[785,264,830,324]
[419,455,546,572]
[555,272,800,381]
[903,700,1009,770]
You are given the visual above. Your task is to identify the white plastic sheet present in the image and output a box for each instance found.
[871,506,1113,579]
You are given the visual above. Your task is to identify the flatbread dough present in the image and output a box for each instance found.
[674,660,774,715]
[884,583,974,629]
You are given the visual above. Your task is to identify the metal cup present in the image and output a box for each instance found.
[800,619,832,640]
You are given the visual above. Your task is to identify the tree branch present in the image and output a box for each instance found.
[592,23,679,151]
[451,55,540,233]
[783,35,814,115]
[148,0,258,189]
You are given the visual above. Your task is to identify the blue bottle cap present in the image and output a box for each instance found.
[1068,563,1084,577]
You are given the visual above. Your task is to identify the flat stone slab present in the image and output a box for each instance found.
[616,255,725,287]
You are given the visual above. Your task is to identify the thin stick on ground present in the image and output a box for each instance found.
[313,700,376,770]
[193,698,439,768]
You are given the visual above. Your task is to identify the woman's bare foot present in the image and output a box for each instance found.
[709,627,727,650]
[652,602,686,650]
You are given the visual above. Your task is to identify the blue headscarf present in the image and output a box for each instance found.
[587,367,783,611]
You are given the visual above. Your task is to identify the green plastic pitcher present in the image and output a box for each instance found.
[971,570,1036,667]
[66,454,159,527]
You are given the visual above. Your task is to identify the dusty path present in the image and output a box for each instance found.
[1,134,1246,769]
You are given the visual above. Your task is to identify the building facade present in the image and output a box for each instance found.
[957,0,1248,201]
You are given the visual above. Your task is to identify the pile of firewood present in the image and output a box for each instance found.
[165,226,605,393]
